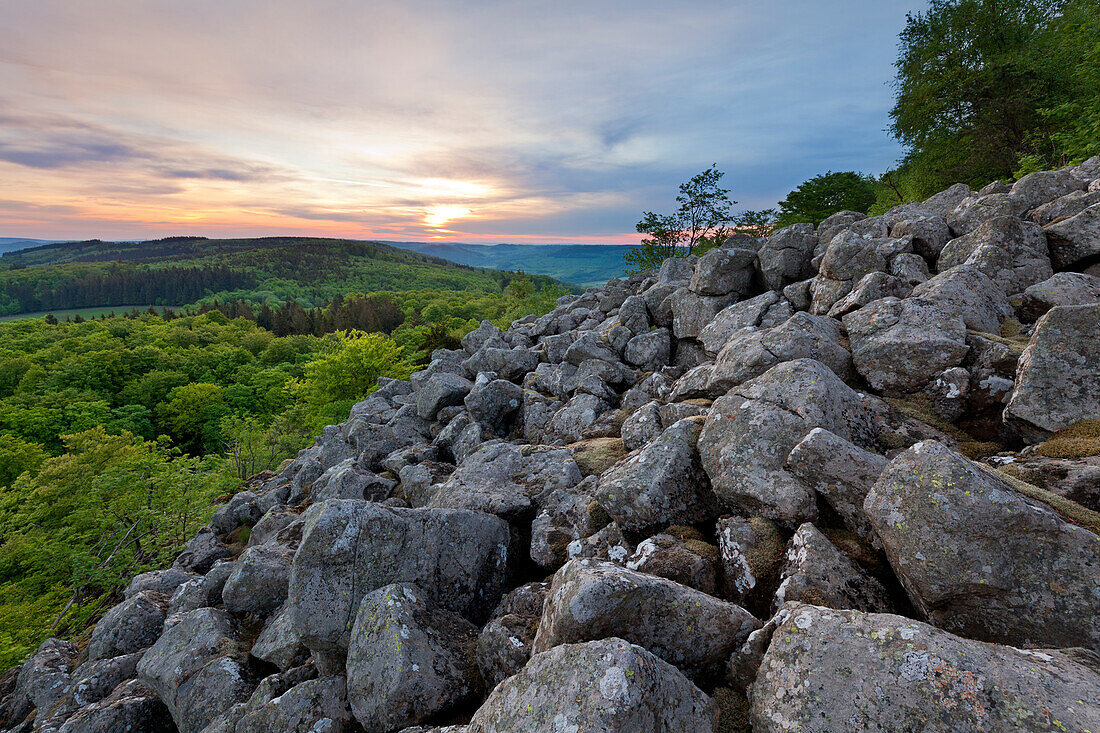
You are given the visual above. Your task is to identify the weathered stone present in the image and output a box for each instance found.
[865,441,1100,651]
[57,680,173,733]
[786,427,886,544]
[247,505,300,547]
[288,501,510,652]
[461,320,506,353]
[235,675,355,733]
[1005,304,1100,439]
[251,603,309,671]
[563,330,619,365]
[698,291,789,354]
[844,297,969,393]
[221,542,294,615]
[890,214,951,261]
[4,638,76,728]
[416,373,474,420]
[69,652,143,708]
[530,480,606,570]
[1030,188,1100,225]
[690,246,756,296]
[810,232,913,314]
[167,559,235,615]
[620,400,663,450]
[469,638,718,732]
[464,377,524,432]
[1011,168,1088,211]
[623,327,671,370]
[717,516,785,606]
[136,608,254,733]
[462,346,538,382]
[173,528,233,574]
[545,393,612,443]
[699,359,878,524]
[758,224,817,291]
[563,522,634,566]
[668,288,735,339]
[87,591,167,661]
[123,567,197,599]
[474,582,549,689]
[1044,202,1100,269]
[533,559,759,679]
[773,523,891,612]
[826,271,912,318]
[346,583,481,732]
[309,458,394,502]
[938,216,1052,295]
[948,192,1027,235]
[626,530,718,595]
[751,604,1100,733]
[910,265,1012,334]
[1019,271,1100,321]
[596,418,716,533]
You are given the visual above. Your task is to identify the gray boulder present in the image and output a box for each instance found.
[843,297,969,393]
[623,327,671,370]
[462,346,538,381]
[222,542,294,615]
[910,265,1012,333]
[717,516,785,606]
[948,192,1027,235]
[773,523,891,612]
[4,638,76,728]
[544,393,612,443]
[620,400,663,450]
[865,441,1100,651]
[346,583,480,732]
[938,216,1052,295]
[464,377,523,432]
[689,246,756,296]
[1005,304,1100,439]
[1030,188,1100,225]
[461,320,506,353]
[625,530,719,595]
[751,604,1100,732]
[173,528,232,574]
[529,479,606,570]
[668,288,735,339]
[475,583,550,689]
[918,182,972,219]
[810,231,913,314]
[698,291,792,354]
[699,359,879,524]
[309,459,394,502]
[890,214,951,261]
[87,591,168,661]
[758,224,817,291]
[595,418,716,533]
[826,271,912,318]
[1019,271,1100,321]
[468,638,718,732]
[785,427,886,544]
[1044,202,1100,270]
[167,560,235,615]
[1011,168,1088,211]
[251,603,309,671]
[123,567,197,599]
[288,501,510,653]
[57,680,173,733]
[136,608,254,733]
[564,330,619,365]
[69,652,143,708]
[533,559,759,679]
[416,373,473,420]
[235,676,354,733]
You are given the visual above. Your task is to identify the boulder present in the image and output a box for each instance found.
[57,680,173,733]
[221,542,294,615]
[1005,304,1100,439]
[938,216,1052,295]
[1010,168,1088,211]
[773,523,891,612]
[288,501,510,653]
[87,591,168,661]
[948,192,1026,235]
[667,288,735,340]
[620,400,663,450]
[825,271,912,318]
[699,359,879,524]
[69,652,143,708]
[1019,271,1100,321]
[810,232,913,314]
[475,583,550,689]
[890,214,951,261]
[461,320,506,353]
[1030,188,1100,225]
[529,479,606,570]
[751,603,1100,732]
[173,528,233,574]
[235,676,355,733]
[464,377,524,432]
[910,265,1012,334]
[1044,202,1100,269]
[689,246,756,296]
[625,529,719,595]
[785,427,886,544]
[843,297,969,393]
[544,393,612,443]
[865,441,1100,651]
[167,560,235,615]
[461,346,538,381]
[468,638,719,732]
[918,182,972,220]
[716,516,785,606]
[4,638,76,728]
[623,327,671,370]
[563,330,620,365]
[658,256,698,284]
[251,603,309,671]
[136,608,254,733]
[123,567,197,599]
[758,224,817,291]
[346,583,481,731]
[309,459,394,502]
[416,373,473,420]
[698,291,792,354]
[595,418,716,533]
[533,559,759,679]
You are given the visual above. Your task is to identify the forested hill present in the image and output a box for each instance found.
[0,236,565,316]
[386,242,632,286]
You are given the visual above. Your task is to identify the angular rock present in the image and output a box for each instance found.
[1005,304,1100,439]
[843,297,969,393]
[689,246,756,296]
[758,224,817,291]
[235,676,354,733]
[136,608,254,733]
[717,516,785,607]
[57,680,173,733]
[288,501,510,652]
[168,559,235,615]
[910,265,1012,334]
[87,591,167,662]
[221,542,294,615]
[751,604,1100,733]
[464,377,523,432]
[251,603,309,671]
[773,523,891,612]
[595,418,716,533]
[620,400,663,451]
[69,652,143,708]
[5,638,76,728]
[563,330,619,365]
[309,459,394,502]
[416,373,474,420]
[699,359,878,524]
[346,583,480,731]
[865,441,1100,651]
[533,559,759,678]
[173,528,233,574]
[1044,202,1100,269]
[1019,271,1100,321]
[623,327,671,370]
[475,584,550,690]
[124,567,197,600]
[468,638,718,732]
[625,529,719,595]
[785,427,886,544]
[461,320,506,353]
[668,288,734,339]
[462,346,538,382]
[530,479,607,570]
[938,216,1052,295]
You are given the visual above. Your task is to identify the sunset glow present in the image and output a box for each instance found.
[0,0,910,243]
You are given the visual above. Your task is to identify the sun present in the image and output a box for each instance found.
[424,204,472,228]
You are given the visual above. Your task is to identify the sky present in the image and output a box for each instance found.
[0,0,924,244]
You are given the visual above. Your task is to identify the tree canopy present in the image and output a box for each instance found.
[775,172,878,227]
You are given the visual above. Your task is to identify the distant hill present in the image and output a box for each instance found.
[0,238,58,255]
[0,236,565,316]
[386,242,632,286]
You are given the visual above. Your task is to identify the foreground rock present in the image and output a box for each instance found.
[468,638,718,732]
[751,604,1100,732]
[533,559,759,679]
[288,501,510,652]
[865,441,1100,651]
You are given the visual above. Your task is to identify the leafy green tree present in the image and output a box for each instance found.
[0,436,47,487]
[775,172,878,227]
[733,209,778,238]
[157,383,228,453]
[625,166,737,273]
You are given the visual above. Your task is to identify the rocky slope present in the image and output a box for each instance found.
[3,158,1100,732]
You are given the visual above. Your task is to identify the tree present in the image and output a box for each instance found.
[889,0,1064,192]
[775,172,878,227]
[625,166,737,274]
[733,209,778,238]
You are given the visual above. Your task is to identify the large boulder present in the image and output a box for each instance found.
[467,638,719,732]
[865,441,1100,651]
[937,216,1052,295]
[57,680,173,733]
[699,359,879,524]
[690,246,757,296]
[810,232,913,314]
[1019,272,1100,321]
[697,291,792,355]
[346,583,480,731]
[416,373,473,420]
[773,523,891,612]
[251,603,309,671]
[717,516,785,607]
[234,676,355,733]
[533,559,759,679]
[751,603,1100,732]
[221,542,294,615]
[3,638,76,728]
[86,591,168,662]
[843,297,969,393]
[136,608,255,733]
[123,567,197,599]
[595,418,716,533]
[1010,168,1088,211]
[668,288,735,339]
[475,582,550,688]
[909,265,1012,334]
[1005,304,1100,440]
[1043,203,1100,269]
[287,501,510,653]
[758,224,817,291]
